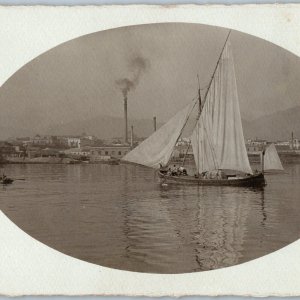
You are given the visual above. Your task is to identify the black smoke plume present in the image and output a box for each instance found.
[116,56,150,98]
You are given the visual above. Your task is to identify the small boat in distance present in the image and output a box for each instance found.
[0,174,14,185]
[122,31,266,187]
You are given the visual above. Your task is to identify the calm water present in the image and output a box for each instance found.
[0,163,300,273]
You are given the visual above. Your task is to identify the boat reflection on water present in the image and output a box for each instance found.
[120,175,268,273]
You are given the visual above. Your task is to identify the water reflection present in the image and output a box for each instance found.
[119,180,269,272]
[259,188,267,226]
[0,164,299,273]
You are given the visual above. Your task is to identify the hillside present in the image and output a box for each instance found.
[1,106,299,142]
[47,106,300,141]
[242,106,300,141]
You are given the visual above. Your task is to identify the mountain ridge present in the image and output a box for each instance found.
[242,105,300,141]
[1,106,299,141]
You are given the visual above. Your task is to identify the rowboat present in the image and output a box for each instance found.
[0,176,14,185]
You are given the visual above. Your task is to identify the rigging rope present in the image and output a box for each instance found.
[166,98,198,166]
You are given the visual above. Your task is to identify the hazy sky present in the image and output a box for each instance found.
[1,23,300,133]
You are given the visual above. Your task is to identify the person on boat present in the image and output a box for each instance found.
[171,165,178,176]
[159,163,169,174]
[177,166,187,176]
[177,166,183,175]
[201,171,208,178]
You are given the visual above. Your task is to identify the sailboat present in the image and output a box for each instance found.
[263,143,284,173]
[122,32,266,187]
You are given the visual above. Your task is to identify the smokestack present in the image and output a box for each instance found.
[124,96,128,144]
[130,125,134,148]
[153,116,157,132]
[292,131,294,150]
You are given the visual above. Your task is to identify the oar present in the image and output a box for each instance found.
[14,178,26,181]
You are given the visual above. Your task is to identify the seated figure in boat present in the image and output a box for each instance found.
[159,163,169,175]
[177,166,187,176]
[200,171,207,178]
[170,164,178,176]
[161,164,188,177]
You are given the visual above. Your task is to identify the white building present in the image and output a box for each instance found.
[64,148,90,156]
[65,137,81,148]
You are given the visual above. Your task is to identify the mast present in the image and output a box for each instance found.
[197,74,201,171]
[182,76,202,167]
[203,30,231,105]
[197,74,202,115]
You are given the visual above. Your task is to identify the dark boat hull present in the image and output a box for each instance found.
[0,178,14,185]
[158,171,266,187]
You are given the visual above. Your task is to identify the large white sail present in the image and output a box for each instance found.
[264,143,284,171]
[191,41,253,175]
[123,100,196,169]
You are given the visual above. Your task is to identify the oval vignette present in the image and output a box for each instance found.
[1,23,300,274]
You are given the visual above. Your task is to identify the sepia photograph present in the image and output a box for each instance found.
[0,22,300,275]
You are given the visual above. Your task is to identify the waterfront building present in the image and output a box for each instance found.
[80,138,96,147]
[64,136,81,148]
[31,135,53,146]
[40,148,64,158]
[173,143,193,159]
[274,141,290,152]
[26,146,43,158]
[0,141,24,158]
[246,139,267,153]
[63,147,90,160]
[89,145,131,162]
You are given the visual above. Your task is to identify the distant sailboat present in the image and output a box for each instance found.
[263,143,284,173]
[122,31,266,187]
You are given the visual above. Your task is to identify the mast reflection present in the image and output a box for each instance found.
[120,167,270,273]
